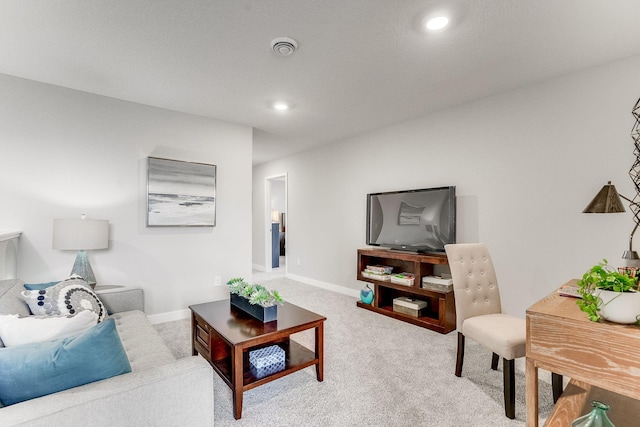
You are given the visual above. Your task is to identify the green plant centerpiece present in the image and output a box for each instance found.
[227,278,283,322]
[576,259,640,324]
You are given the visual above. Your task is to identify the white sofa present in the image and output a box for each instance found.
[0,279,214,427]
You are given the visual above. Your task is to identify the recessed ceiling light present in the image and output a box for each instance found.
[273,102,290,111]
[425,16,449,31]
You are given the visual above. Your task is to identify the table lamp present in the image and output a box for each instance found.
[52,215,109,288]
[583,181,639,260]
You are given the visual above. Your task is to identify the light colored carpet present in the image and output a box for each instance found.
[155,278,554,426]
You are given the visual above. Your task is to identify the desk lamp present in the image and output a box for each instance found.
[52,215,109,288]
[583,181,638,260]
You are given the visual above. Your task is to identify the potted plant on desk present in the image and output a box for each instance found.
[227,278,284,322]
[576,259,640,324]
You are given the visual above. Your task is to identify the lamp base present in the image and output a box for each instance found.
[70,250,97,288]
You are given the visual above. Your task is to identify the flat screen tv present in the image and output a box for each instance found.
[366,186,456,253]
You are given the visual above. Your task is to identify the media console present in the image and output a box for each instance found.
[356,248,456,334]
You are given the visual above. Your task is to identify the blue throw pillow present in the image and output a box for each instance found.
[23,281,60,291]
[0,318,131,405]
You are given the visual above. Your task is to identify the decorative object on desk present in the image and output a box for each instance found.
[360,284,374,304]
[147,157,216,227]
[582,97,640,264]
[557,282,582,298]
[227,278,283,322]
[571,400,616,427]
[576,259,640,324]
[52,215,109,288]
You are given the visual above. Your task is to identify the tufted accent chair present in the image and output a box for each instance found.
[445,243,525,419]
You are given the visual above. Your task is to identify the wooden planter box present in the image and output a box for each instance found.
[230,294,277,322]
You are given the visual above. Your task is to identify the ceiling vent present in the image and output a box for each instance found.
[271,37,298,56]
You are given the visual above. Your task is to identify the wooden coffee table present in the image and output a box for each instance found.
[189,300,326,419]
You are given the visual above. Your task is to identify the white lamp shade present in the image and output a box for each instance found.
[52,219,109,250]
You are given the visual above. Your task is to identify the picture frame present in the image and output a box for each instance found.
[147,157,216,227]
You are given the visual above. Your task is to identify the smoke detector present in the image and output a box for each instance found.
[271,37,298,56]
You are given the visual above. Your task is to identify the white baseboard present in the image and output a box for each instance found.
[285,273,360,299]
[252,263,266,272]
[147,308,191,324]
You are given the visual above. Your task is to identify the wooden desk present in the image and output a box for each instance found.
[526,280,640,426]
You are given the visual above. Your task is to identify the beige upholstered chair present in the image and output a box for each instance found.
[444,243,525,419]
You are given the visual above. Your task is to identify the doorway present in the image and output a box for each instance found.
[265,173,287,273]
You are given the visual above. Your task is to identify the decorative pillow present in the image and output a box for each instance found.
[0,318,131,406]
[0,310,98,347]
[23,281,61,291]
[21,277,107,322]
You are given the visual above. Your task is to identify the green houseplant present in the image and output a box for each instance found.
[227,278,284,307]
[576,259,640,324]
[227,278,284,322]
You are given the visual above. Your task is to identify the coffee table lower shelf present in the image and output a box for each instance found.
[201,340,318,390]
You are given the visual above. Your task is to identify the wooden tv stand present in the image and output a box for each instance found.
[356,248,456,334]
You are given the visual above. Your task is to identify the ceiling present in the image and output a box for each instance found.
[2,1,640,164]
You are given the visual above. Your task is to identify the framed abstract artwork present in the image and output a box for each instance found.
[147,157,216,227]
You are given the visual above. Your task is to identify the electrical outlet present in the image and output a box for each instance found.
[214,276,222,286]
[296,258,301,266]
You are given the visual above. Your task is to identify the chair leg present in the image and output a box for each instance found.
[552,373,564,403]
[455,332,465,377]
[503,358,515,419]
[491,352,499,370]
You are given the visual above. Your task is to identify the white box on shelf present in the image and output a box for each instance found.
[390,272,415,286]
[393,297,427,317]
[249,345,285,378]
[421,276,453,292]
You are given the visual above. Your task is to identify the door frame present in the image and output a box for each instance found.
[264,173,287,272]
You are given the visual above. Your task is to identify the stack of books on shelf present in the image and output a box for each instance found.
[361,264,393,281]
[390,272,415,286]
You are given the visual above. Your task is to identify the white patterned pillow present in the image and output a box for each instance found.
[21,277,107,322]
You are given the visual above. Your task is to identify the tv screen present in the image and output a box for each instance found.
[366,186,456,253]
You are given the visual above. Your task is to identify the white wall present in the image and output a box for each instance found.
[270,180,285,218]
[0,74,253,319]
[253,54,640,317]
